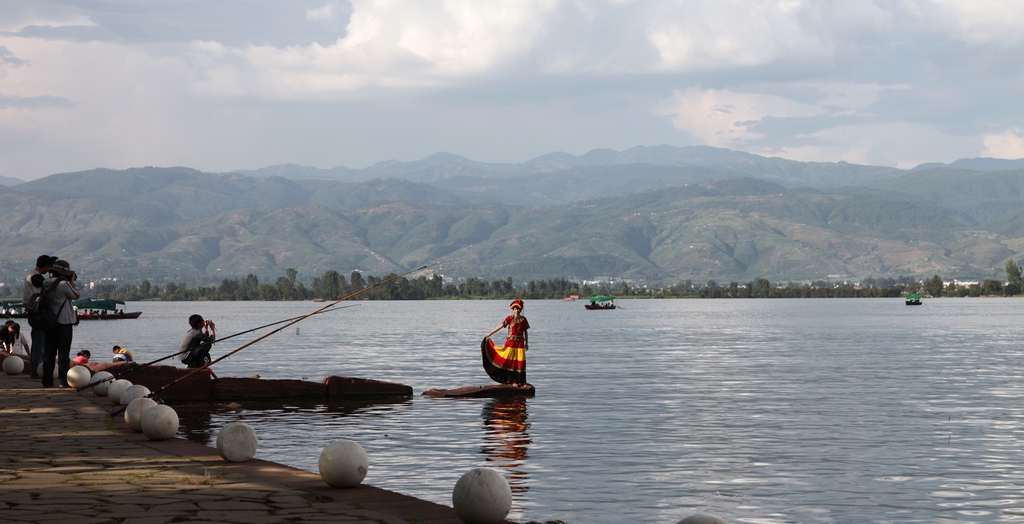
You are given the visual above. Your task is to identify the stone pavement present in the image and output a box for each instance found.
[0,372,509,524]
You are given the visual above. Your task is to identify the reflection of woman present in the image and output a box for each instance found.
[483,298,530,387]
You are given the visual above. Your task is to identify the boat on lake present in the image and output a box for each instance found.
[585,295,616,310]
[0,299,27,318]
[905,293,922,306]
[74,298,142,320]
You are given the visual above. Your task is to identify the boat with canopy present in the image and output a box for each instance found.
[74,298,142,320]
[585,295,616,310]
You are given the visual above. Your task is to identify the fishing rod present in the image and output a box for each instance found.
[77,303,360,392]
[111,262,441,416]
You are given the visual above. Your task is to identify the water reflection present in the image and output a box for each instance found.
[480,396,531,494]
[172,397,412,445]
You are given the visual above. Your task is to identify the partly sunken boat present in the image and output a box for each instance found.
[79,361,413,402]
[74,298,142,320]
[584,295,616,310]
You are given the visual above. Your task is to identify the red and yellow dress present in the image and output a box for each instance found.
[481,315,529,385]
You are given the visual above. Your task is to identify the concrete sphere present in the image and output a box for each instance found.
[217,422,258,462]
[90,371,114,396]
[119,384,150,406]
[66,366,91,388]
[124,397,158,432]
[678,514,729,524]
[3,356,25,375]
[318,440,368,488]
[36,362,60,380]
[141,404,179,441]
[452,468,512,524]
[107,379,133,403]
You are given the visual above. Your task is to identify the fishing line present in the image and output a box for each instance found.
[111,262,444,415]
[77,303,360,392]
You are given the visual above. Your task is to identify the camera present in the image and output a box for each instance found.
[49,265,76,280]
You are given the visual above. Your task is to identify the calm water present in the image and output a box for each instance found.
[67,298,1024,523]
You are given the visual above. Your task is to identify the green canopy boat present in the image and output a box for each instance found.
[905,293,922,306]
[74,298,142,320]
[585,295,616,310]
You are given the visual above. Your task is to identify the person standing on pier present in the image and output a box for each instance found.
[483,298,530,388]
[23,255,55,379]
[42,259,79,388]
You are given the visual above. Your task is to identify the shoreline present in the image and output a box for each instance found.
[0,371,516,524]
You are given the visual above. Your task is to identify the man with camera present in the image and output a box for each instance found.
[42,259,80,388]
[23,255,56,379]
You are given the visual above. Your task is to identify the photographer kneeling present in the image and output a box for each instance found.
[43,260,79,388]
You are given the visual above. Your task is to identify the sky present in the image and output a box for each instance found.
[2,0,1024,181]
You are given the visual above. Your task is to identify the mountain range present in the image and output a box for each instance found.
[3,145,1024,289]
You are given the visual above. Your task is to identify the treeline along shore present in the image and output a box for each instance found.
[5,265,1019,301]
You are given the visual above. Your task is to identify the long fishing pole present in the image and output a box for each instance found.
[78,303,360,392]
[112,263,440,416]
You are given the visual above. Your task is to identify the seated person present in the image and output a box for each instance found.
[1,321,30,356]
[179,314,216,369]
[111,345,133,362]
[72,349,91,365]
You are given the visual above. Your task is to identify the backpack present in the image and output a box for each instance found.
[26,279,62,329]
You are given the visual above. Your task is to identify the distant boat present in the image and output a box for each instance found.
[74,298,142,320]
[905,294,922,306]
[585,295,616,310]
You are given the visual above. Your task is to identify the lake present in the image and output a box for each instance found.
[66,297,1024,523]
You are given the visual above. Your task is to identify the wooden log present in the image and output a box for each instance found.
[422,384,535,398]
[323,375,413,399]
[213,377,327,402]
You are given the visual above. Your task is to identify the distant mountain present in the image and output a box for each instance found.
[911,158,1024,172]
[13,167,467,220]
[0,174,1016,286]
[0,175,24,187]
[232,145,902,189]
[6,147,1024,287]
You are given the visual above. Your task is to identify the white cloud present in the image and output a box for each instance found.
[982,128,1024,159]
[307,2,339,22]
[768,122,980,168]
[918,0,1024,46]
[645,0,830,71]
[0,4,95,33]
[662,87,826,146]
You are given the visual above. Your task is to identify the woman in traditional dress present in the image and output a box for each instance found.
[482,298,530,387]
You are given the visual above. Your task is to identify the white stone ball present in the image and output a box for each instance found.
[107,379,133,403]
[90,371,114,396]
[318,440,368,488]
[141,404,179,441]
[66,366,91,388]
[217,422,258,462]
[119,384,150,406]
[125,397,158,432]
[452,468,512,524]
[3,356,24,375]
[678,514,730,524]
[36,362,59,380]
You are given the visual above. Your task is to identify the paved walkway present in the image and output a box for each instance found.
[0,372,509,524]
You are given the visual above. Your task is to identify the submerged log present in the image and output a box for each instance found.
[422,384,535,398]
[323,375,414,398]
[81,363,412,402]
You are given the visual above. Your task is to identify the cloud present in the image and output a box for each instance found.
[645,0,830,71]
[3,0,1024,181]
[307,2,340,22]
[918,0,1024,46]
[663,87,826,146]
[0,3,95,33]
[982,128,1024,159]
